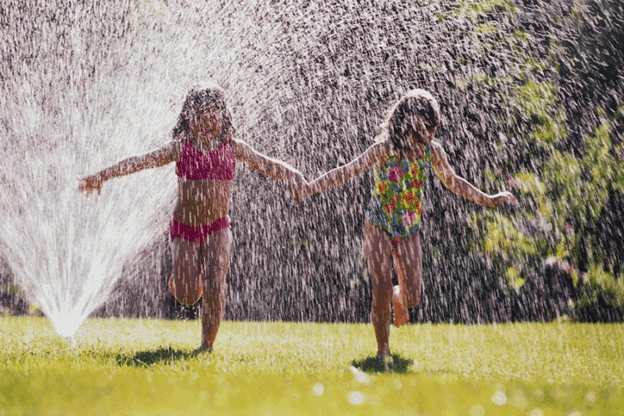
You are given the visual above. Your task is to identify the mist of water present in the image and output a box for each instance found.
[0,0,315,337]
[1,0,622,337]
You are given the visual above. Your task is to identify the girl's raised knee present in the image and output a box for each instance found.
[403,284,422,308]
[168,275,202,306]
[404,293,421,309]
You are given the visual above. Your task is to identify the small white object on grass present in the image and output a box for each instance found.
[66,336,77,347]
[349,366,372,385]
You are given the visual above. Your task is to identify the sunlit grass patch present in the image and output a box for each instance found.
[1,317,623,414]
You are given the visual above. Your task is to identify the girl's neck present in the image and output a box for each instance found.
[190,135,221,152]
[395,145,430,161]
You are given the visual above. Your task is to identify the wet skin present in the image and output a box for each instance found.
[173,107,232,228]
[79,105,303,350]
[293,124,517,356]
[169,107,231,350]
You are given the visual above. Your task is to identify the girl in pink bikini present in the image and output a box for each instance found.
[292,89,517,361]
[79,83,304,350]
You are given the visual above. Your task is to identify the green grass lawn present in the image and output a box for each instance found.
[1,317,623,415]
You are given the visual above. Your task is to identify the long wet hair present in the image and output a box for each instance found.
[172,82,235,143]
[377,89,440,156]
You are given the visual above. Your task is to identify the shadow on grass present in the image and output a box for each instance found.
[351,353,413,374]
[115,346,210,367]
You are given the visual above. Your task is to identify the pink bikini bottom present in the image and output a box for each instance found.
[169,217,231,243]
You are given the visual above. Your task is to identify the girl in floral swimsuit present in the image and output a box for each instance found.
[292,89,517,361]
[79,83,304,350]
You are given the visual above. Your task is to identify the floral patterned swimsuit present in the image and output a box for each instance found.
[365,146,433,244]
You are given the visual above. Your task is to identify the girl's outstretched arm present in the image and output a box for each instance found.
[299,141,390,200]
[431,142,517,207]
[78,142,178,195]
[232,139,305,182]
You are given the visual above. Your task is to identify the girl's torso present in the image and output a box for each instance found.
[366,145,432,241]
[172,140,236,226]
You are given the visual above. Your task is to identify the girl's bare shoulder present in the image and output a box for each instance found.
[167,139,183,149]
[231,137,254,150]
[356,140,391,169]
[429,140,443,151]
[154,140,183,163]
[429,141,446,159]
[168,139,184,153]
[229,138,255,159]
[368,140,392,159]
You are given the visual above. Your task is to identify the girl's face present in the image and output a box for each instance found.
[406,122,435,159]
[189,107,223,144]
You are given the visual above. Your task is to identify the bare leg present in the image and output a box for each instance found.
[200,229,232,350]
[364,220,394,356]
[169,238,203,306]
[394,231,423,309]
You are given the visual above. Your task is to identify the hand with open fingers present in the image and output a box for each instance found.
[78,174,103,196]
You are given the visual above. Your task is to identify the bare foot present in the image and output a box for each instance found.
[392,285,409,328]
[377,353,394,372]
[198,341,213,352]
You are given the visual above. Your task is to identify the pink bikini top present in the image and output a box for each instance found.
[175,140,236,180]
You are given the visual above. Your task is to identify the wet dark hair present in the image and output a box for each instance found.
[172,82,234,143]
[378,89,440,155]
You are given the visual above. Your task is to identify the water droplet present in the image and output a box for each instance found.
[583,390,597,406]
[491,391,507,406]
[533,389,545,402]
[347,391,364,406]
[469,404,485,416]
[349,366,372,385]
[312,382,324,396]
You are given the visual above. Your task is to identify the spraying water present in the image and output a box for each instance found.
[0,0,304,337]
[1,0,623,339]
[0,1,180,337]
